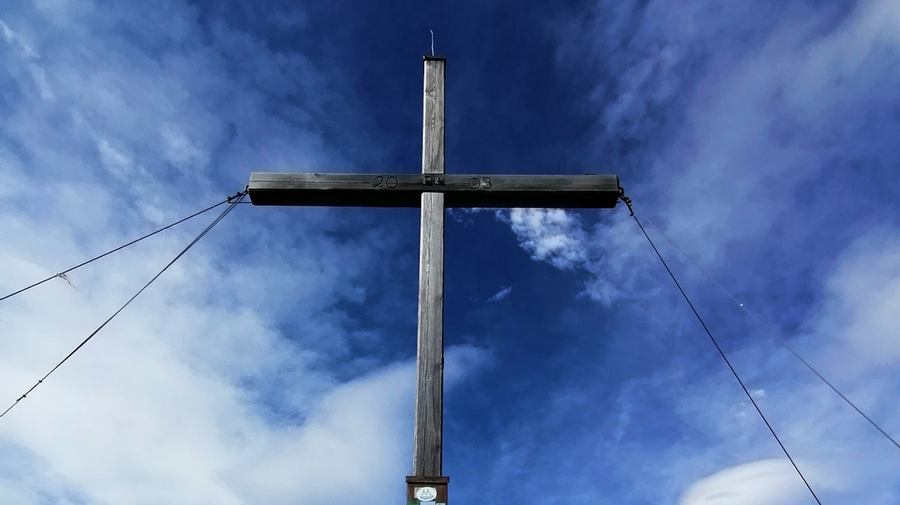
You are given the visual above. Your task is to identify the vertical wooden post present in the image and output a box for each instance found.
[409,54,448,504]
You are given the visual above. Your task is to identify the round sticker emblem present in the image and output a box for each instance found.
[415,486,438,502]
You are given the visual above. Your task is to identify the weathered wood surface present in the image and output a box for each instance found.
[248,173,620,208]
[244,54,624,498]
[414,55,445,478]
[421,55,444,181]
[414,192,444,477]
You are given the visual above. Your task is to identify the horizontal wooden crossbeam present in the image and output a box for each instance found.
[248,173,620,208]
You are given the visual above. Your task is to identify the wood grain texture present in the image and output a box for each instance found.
[413,55,445,478]
[248,173,620,208]
[421,56,444,178]
[414,191,444,477]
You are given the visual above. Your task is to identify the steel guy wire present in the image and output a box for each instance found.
[635,210,900,452]
[0,192,245,418]
[619,190,823,505]
[1,193,244,302]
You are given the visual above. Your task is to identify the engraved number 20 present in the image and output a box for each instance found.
[373,176,399,188]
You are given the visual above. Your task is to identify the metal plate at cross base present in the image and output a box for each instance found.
[407,476,449,505]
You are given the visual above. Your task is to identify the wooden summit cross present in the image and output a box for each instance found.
[247,55,619,504]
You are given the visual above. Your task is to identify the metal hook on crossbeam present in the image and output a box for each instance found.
[227,190,246,203]
[618,186,634,216]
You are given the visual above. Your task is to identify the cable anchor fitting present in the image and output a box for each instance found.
[618,186,634,216]
[227,190,247,203]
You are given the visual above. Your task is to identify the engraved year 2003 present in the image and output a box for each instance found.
[372,175,399,188]
[467,177,492,189]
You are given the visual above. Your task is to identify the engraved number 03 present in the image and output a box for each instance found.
[467,177,492,189]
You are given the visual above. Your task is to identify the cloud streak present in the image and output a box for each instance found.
[486,286,512,302]
[489,0,900,502]
[679,459,835,505]
[0,2,490,504]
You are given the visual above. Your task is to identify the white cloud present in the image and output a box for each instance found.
[807,227,900,370]
[505,208,588,270]
[485,1,900,502]
[2,348,414,505]
[550,0,900,271]
[499,207,657,306]
[0,2,486,504]
[160,122,210,173]
[487,286,512,302]
[223,361,417,504]
[679,459,828,505]
[95,137,136,179]
[0,18,38,58]
[0,258,489,505]
[520,0,900,309]
[656,0,900,262]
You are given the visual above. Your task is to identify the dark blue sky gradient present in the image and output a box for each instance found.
[2,0,900,503]
[194,2,900,502]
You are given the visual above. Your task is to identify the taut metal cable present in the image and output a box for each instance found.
[0,192,246,418]
[618,191,823,505]
[784,345,900,451]
[1,192,245,302]
[636,211,900,452]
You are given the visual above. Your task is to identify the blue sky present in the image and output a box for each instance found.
[1,0,899,503]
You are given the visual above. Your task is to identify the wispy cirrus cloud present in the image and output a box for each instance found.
[486,286,512,302]
[490,0,900,503]
[678,459,838,505]
[0,2,490,505]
